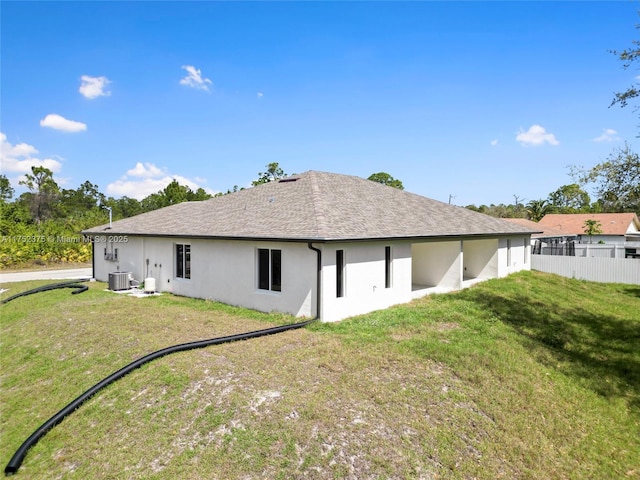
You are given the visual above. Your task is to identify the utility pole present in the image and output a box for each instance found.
[448,194,456,205]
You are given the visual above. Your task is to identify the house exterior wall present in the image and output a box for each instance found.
[576,234,626,245]
[462,238,499,279]
[93,236,145,282]
[319,241,412,322]
[92,236,316,318]
[498,236,530,276]
[91,234,531,323]
[411,241,462,290]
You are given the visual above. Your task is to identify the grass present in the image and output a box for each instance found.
[1,271,639,479]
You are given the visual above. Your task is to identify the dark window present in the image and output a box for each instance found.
[271,249,281,292]
[385,246,392,288]
[184,245,191,278]
[258,248,281,292]
[336,249,344,297]
[176,244,191,279]
[258,249,269,289]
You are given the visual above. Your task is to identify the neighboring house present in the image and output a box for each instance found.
[83,171,538,322]
[503,218,571,245]
[538,213,640,245]
[503,218,573,254]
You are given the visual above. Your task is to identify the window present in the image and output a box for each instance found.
[336,250,344,297]
[385,246,392,288]
[258,248,281,292]
[176,244,191,279]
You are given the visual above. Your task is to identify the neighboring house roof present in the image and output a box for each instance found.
[538,213,640,236]
[502,218,567,238]
[84,171,539,241]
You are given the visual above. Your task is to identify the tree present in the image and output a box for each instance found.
[610,20,640,118]
[60,181,105,219]
[106,196,142,219]
[573,143,640,213]
[0,175,14,203]
[18,166,60,223]
[547,184,590,213]
[163,180,190,205]
[190,187,212,201]
[367,172,404,190]
[583,219,603,244]
[526,199,554,222]
[139,180,212,213]
[252,162,287,186]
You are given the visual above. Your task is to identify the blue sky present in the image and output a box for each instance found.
[1,1,637,207]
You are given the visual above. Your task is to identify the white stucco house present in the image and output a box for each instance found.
[538,213,640,245]
[83,171,537,322]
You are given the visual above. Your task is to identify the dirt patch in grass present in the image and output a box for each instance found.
[2,272,639,479]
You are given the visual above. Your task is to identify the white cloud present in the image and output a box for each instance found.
[179,65,212,92]
[79,75,111,99]
[0,132,63,175]
[257,92,264,99]
[490,139,498,146]
[106,163,212,200]
[516,124,559,146]
[126,162,166,178]
[592,128,620,143]
[40,114,87,133]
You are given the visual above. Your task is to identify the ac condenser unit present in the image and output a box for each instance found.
[109,272,131,291]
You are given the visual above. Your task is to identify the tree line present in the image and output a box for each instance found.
[0,150,636,269]
[0,167,214,267]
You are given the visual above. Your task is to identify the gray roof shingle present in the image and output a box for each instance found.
[83,171,538,241]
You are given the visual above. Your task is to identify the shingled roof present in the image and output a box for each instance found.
[538,213,640,236]
[503,218,563,238]
[83,171,538,241]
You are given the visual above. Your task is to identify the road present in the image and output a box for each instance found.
[0,268,93,284]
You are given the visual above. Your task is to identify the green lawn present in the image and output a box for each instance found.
[1,271,639,479]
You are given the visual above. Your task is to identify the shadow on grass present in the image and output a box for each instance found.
[625,287,640,299]
[461,289,640,411]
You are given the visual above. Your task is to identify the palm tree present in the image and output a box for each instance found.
[583,219,603,244]
[526,199,553,222]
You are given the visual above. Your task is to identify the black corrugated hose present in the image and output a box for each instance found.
[3,279,315,475]
[1,279,91,304]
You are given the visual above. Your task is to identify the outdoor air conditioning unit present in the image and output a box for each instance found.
[109,272,131,291]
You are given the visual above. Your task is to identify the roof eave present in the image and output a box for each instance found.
[82,231,538,243]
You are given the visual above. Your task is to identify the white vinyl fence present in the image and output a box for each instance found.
[532,255,640,285]
[539,244,639,258]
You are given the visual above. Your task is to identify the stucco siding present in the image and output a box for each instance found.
[91,234,532,323]
[93,236,145,284]
[321,242,412,322]
[577,234,626,245]
[463,238,498,279]
[498,236,530,276]
[411,241,462,290]
[93,237,316,318]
